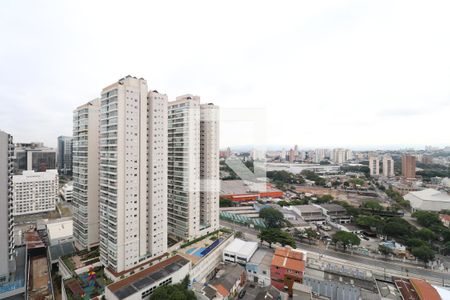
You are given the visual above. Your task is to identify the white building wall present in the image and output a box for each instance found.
[199,103,220,234]
[99,76,168,273]
[73,99,100,250]
[12,170,58,216]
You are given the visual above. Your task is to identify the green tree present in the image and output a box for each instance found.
[356,215,383,232]
[362,200,383,211]
[442,241,450,255]
[412,211,442,228]
[305,228,318,244]
[258,228,296,248]
[406,238,427,248]
[412,245,435,267]
[234,231,244,239]
[383,217,415,239]
[316,194,334,204]
[150,281,196,300]
[219,198,234,207]
[259,207,285,228]
[332,231,361,251]
[416,228,436,242]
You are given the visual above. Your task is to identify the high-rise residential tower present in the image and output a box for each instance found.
[167,95,219,241]
[402,155,416,179]
[57,136,73,175]
[0,130,15,282]
[369,155,380,176]
[199,103,220,234]
[98,76,168,273]
[73,99,100,250]
[382,155,395,177]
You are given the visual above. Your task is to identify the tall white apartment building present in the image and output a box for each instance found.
[12,170,58,216]
[200,103,220,233]
[98,76,167,273]
[73,99,100,250]
[314,149,326,163]
[369,156,380,176]
[382,155,395,177]
[0,130,15,282]
[168,95,219,241]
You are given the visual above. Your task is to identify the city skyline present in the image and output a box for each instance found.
[2,1,450,149]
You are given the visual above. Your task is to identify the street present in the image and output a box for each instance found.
[220,220,450,285]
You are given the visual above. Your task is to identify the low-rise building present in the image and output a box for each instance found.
[223,238,258,264]
[208,263,246,299]
[220,180,284,202]
[290,205,326,224]
[440,214,450,228]
[404,188,450,212]
[105,255,191,300]
[271,247,306,296]
[245,249,272,286]
[12,169,58,216]
[60,182,73,202]
[47,219,73,245]
[317,204,351,224]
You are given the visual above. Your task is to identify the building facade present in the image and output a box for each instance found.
[72,99,100,250]
[57,136,73,175]
[98,76,168,273]
[402,155,416,179]
[369,155,380,176]
[382,155,395,177]
[14,143,56,172]
[12,170,58,216]
[167,95,220,241]
[0,130,15,282]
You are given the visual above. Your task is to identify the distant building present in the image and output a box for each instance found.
[14,143,56,172]
[368,155,380,176]
[12,170,58,216]
[404,188,450,212]
[289,149,296,163]
[402,155,416,179]
[290,205,326,223]
[57,135,73,175]
[220,180,284,202]
[318,204,351,224]
[382,155,395,177]
[271,247,306,296]
[314,149,326,163]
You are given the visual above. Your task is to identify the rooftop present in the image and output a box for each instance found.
[410,278,441,300]
[406,188,450,202]
[47,220,73,240]
[210,263,245,292]
[224,238,258,257]
[319,203,347,212]
[271,247,305,272]
[107,255,190,298]
[248,249,273,267]
[291,205,322,214]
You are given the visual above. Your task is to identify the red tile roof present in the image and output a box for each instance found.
[271,247,305,272]
[410,278,441,300]
[214,284,229,297]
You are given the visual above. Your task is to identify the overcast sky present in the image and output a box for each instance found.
[1,1,450,150]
